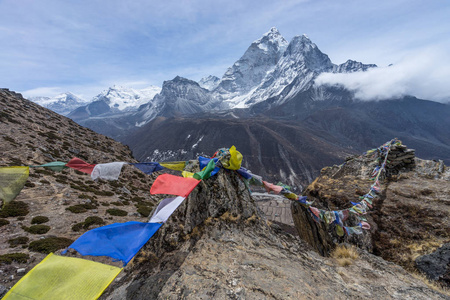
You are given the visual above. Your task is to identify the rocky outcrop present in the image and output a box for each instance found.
[102,159,448,299]
[291,141,450,287]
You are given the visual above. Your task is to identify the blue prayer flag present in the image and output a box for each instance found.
[63,221,162,265]
[131,162,164,175]
[236,167,253,179]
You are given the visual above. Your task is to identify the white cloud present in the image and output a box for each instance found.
[315,47,450,103]
[22,87,63,98]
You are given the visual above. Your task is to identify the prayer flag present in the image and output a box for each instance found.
[66,158,95,174]
[130,162,164,175]
[160,161,186,171]
[3,253,121,300]
[193,159,216,180]
[222,146,242,170]
[149,196,186,223]
[182,171,195,178]
[63,222,162,265]
[236,167,253,180]
[0,166,29,205]
[262,181,283,194]
[30,162,68,172]
[91,162,125,181]
[150,174,200,197]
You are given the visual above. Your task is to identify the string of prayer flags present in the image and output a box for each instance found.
[193,158,216,180]
[150,174,200,197]
[91,162,125,181]
[30,161,68,172]
[3,253,121,300]
[262,181,283,194]
[63,221,162,265]
[130,162,164,175]
[149,196,186,223]
[159,161,186,171]
[66,157,96,174]
[0,166,29,205]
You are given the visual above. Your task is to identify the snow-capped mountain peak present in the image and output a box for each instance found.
[92,85,161,111]
[29,92,88,116]
[213,27,289,105]
[253,27,289,53]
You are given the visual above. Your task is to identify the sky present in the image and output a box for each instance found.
[0,0,449,102]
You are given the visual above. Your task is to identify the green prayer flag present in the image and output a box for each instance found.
[193,159,216,180]
[30,161,68,172]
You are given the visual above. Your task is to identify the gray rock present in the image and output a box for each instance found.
[17,268,26,276]
[0,284,7,298]
[416,243,450,281]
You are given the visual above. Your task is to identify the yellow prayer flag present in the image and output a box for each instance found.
[222,146,242,170]
[3,253,122,300]
[0,166,29,205]
[160,161,186,171]
[284,193,298,200]
[182,171,194,178]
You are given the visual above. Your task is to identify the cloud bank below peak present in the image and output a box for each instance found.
[315,48,450,103]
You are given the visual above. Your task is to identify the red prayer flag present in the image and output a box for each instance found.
[66,157,96,174]
[262,181,283,194]
[150,174,200,197]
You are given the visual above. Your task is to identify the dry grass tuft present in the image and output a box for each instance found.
[331,244,359,267]
[219,211,241,223]
[411,272,450,297]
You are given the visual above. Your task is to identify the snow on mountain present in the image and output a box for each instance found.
[198,75,220,91]
[218,32,377,109]
[29,92,88,116]
[92,85,161,112]
[213,27,288,107]
[239,34,335,107]
[332,59,377,73]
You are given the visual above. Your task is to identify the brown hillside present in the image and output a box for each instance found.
[0,89,161,288]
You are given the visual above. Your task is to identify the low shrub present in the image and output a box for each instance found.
[71,222,84,232]
[23,225,51,234]
[106,208,127,216]
[8,236,29,247]
[28,237,73,254]
[25,181,36,188]
[83,216,104,229]
[0,218,10,227]
[0,253,29,264]
[0,201,29,218]
[31,216,49,224]
[66,203,97,214]
[137,205,153,217]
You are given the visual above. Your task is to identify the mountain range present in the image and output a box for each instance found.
[28,27,450,186]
